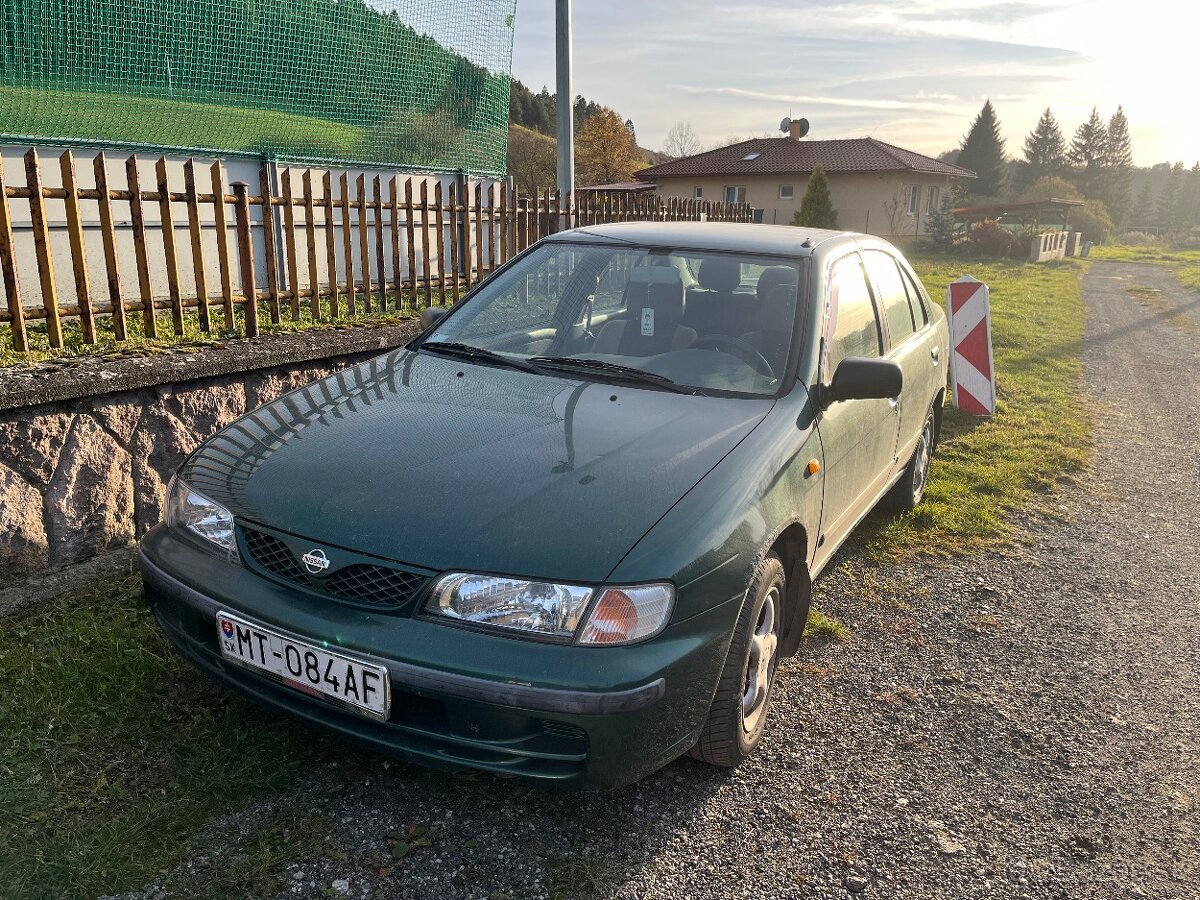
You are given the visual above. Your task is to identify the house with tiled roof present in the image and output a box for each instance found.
[636,130,975,237]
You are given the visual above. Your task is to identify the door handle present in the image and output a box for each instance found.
[930,346,940,363]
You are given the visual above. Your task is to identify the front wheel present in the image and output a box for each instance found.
[886,407,937,512]
[690,554,785,767]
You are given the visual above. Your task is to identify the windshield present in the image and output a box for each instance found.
[421,242,804,397]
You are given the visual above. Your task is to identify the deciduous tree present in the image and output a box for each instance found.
[576,107,644,186]
[662,121,702,159]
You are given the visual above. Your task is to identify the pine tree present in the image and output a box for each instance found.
[793,166,838,228]
[924,194,957,250]
[956,100,1008,198]
[1156,162,1185,231]
[1184,162,1200,230]
[1132,180,1154,228]
[1019,107,1066,188]
[1100,106,1134,225]
[1068,107,1108,198]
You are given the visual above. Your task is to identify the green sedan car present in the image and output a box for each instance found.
[140,222,948,789]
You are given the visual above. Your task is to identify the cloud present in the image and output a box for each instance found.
[668,85,960,116]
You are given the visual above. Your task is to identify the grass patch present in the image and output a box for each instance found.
[543,856,617,900]
[0,295,424,368]
[0,84,364,160]
[1126,285,1200,335]
[0,567,333,899]
[803,608,849,642]
[853,254,1092,558]
[1090,244,1200,293]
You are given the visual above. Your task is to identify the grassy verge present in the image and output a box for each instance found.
[1090,243,1200,291]
[0,296,424,368]
[850,253,1091,559]
[0,568,336,899]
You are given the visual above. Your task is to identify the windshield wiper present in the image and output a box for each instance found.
[421,341,541,373]
[529,356,701,394]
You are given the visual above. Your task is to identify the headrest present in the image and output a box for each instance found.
[756,284,797,335]
[697,257,741,293]
[757,266,798,303]
[628,268,685,329]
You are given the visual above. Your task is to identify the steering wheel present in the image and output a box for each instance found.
[693,335,776,378]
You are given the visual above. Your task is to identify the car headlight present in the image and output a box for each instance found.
[166,476,236,556]
[426,574,674,645]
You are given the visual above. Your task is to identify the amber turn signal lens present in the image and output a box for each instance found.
[577,584,675,646]
[806,459,821,475]
[580,590,639,644]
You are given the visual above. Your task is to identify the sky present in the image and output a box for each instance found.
[510,0,1192,167]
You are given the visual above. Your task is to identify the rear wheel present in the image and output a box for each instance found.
[886,407,936,512]
[690,554,785,767]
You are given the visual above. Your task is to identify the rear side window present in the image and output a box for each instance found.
[896,261,930,326]
[827,257,882,372]
[865,250,917,345]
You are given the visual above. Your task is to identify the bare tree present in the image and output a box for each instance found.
[662,121,702,159]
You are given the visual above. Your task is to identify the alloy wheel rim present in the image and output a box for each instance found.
[742,587,779,734]
[913,419,933,503]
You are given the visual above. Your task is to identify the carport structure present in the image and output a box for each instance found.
[952,197,1085,231]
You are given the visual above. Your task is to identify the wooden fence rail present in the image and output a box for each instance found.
[0,148,754,352]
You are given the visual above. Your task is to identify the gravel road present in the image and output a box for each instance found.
[127,261,1200,900]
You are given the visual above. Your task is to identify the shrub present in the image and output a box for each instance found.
[967,219,1021,257]
[1116,231,1163,247]
[1018,176,1082,203]
[1070,200,1115,245]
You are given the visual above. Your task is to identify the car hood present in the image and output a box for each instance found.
[180,348,773,583]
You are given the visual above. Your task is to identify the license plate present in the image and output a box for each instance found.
[216,612,390,720]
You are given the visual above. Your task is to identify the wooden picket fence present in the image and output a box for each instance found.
[0,147,754,353]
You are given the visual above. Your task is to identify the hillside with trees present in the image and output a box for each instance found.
[507,77,662,192]
[0,0,510,169]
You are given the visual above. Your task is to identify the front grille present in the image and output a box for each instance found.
[324,565,428,607]
[244,529,310,583]
[241,527,427,610]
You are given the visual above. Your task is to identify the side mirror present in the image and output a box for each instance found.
[420,307,448,331]
[825,357,903,404]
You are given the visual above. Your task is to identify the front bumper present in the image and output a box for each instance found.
[139,527,740,789]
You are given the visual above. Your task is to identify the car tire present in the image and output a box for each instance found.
[886,405,937,513]
[689,553,785,768]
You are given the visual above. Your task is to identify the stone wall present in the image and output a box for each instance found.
[0,324,420,588]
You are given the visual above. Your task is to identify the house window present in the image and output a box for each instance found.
[694,186,704,199]
[905,184,920,216]
[724,186,746,204]
[927,186,940,213]
[742,152,762,161]
[779,185,794,200]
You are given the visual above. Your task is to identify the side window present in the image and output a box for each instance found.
[865,250,916,345]
[896,261,930,326]
[826,257,883,374]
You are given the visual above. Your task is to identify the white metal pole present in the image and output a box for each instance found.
[555,0,574,205]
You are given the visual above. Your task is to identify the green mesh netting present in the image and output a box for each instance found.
[0,0,516,173]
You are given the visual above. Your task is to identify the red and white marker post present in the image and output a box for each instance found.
[946,276,996,416]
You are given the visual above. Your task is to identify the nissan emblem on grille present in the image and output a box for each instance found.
[302,548,331,574]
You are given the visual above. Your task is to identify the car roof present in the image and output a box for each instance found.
[543,221,858,258]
